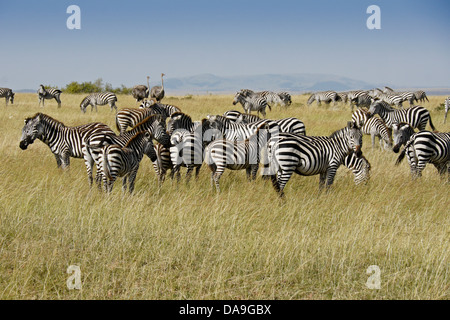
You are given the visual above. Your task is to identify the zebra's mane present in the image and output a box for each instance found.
[124,132,148,148]
[28,112,65,128]
[171,111,192,123]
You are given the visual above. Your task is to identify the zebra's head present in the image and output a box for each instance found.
[232,92,246,105]
[392,122,415,153]
[19,113,44,150]
[80,97,90,113]
[368,99,382,117]
[150,118,170,148]
[306,94,315,105]
[345,121,363,157]
[347,152,371,185]
[142,132,157,163]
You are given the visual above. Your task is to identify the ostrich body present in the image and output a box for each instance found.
[150,73,165,102]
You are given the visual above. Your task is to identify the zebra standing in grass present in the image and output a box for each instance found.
[307,91,340,106]
[350,93,372,110]
[116,107,168,133]
[237,116,306,136]
[444,97,449,124]
[278,92,292,107]
[204,123,273,192]
[265,122,363,197]
[368,100,435,131]
[395,130,450,180]
[99,132,157,193]
[152,142,173,188]
[80,92,118,113]
[19,113,115,171]
[369,88,405,107]
[233,91,271,118]
[38,85,62,108]
[0,88,14,105]
[383,86,419,106]
[352,108,392,150]
[414,90,429,103]
[85,114,170,187]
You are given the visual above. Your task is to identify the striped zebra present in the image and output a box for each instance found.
[239,116,306,136]
[352,108,392,150]
[152,142,173,188]
[204,123,273,192]
[139,100,182,118]
[414,90,429,103]
[167,112,202,135]
[350,93,372,110]
[392,122,416,153]
[38,85,62,108]
[116,107,169,134]
[80,92,118,113]
[0,88,14,105]
[368,100,435,131]
[444,97,449,124]
[99,132,157,193]
[265,122,363,197]
[395,130,450,181]
[278,92,292,107]
[233,91,271,118]
[85,114,170,187]
[19,113,115,171]
[369,88,405,107]
[307,91,340,106]
[223,110,261,123]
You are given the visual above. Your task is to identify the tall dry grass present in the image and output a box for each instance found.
[0,92,448,299]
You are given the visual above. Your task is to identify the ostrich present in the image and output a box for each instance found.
[150,73,165,102]
[131,76,150,102]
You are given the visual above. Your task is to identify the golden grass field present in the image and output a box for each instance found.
[0,92,448,300]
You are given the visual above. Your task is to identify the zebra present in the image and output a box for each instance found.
[350,93,372,110]
[232,91,271,118]
[395,130,450,181]
[444,97,449,124]
[80,92,118,113]
[204,123,273,192]
[223,110,261,123]
[352,108,392,150]
[37,85,62,108]
[307,91,340,106]
[368,100,435,131]
[152,142,173,188]
[265,122,363,197]
[19,113,115,172]
[414,90,429,103]
[277,92,292,107]
[238,116,306,136]
[139,100,182,118]
[392,122,416,153]
[167,112,202,135]
[369,88,405,107]
[99,132,157,193]
[343,151,371,186]
[0,88,15,105]
[116,107,168,134]
[84,114,170,187]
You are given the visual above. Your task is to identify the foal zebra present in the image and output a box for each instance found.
[38,85,62,108]
[368,100,435,131]
[0,88,14,105]
[204,123,273,192]
[266,122,363,197]
[307,91,340,106]
[395,130,450,181]
[80,92,118,113]
[352,108,392,150]
[99,132,157,193]
[233,91,271,118]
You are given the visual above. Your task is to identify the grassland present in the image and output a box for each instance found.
[0,93,448,300]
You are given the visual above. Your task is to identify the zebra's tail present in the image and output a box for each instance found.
[395,148,406,166]
[102,148,113,180]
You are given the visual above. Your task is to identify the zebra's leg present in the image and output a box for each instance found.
[195,165,201,180]
[246,167,252,180]
[122,175,128,193]
[276,169,294,197]
[212,168,225,192]
[250,165,258,180]
[61,152,71,170]
[54,154,63,168]
[128,167,139,193]
[55,96,61,108]
[371,133,376,148]
[325,166,338,191]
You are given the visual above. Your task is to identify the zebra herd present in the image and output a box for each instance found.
[16,87,450,197]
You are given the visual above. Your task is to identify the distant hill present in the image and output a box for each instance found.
[164,73,378,94]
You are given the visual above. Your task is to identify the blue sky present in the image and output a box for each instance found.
[1,0,449,90]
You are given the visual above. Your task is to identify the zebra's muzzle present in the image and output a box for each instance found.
[392,144,401,153]
[19,140,29,150]
[355,146,362,157]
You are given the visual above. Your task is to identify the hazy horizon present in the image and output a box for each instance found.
[1,0,450,91]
